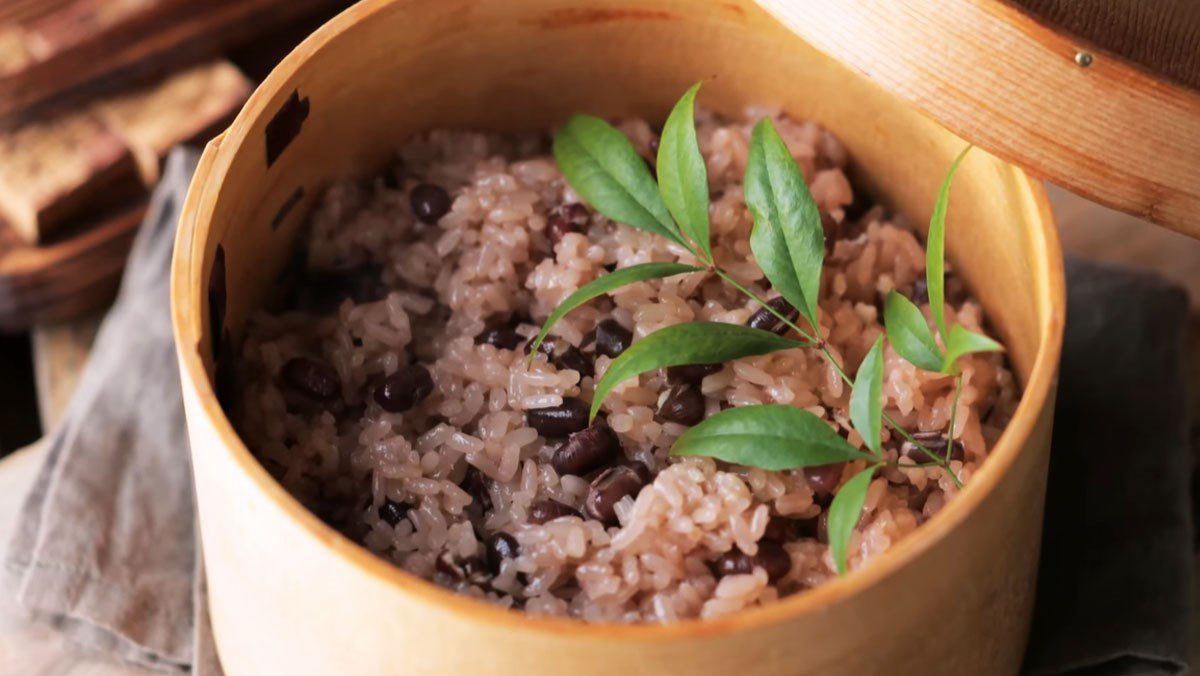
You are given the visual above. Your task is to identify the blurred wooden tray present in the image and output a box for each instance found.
[0,202,143,330]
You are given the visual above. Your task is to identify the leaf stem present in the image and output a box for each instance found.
[946,373,965,454]
[713,268,817,344]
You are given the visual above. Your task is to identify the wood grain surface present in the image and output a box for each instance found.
[756,0,1200,239]
[0,203,143,331]
[1005,0,1200,91]
[0,0,349,128]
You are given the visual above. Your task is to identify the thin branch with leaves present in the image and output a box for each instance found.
[536,82,1002,573]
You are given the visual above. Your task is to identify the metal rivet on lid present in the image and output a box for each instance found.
[1074,51,1093,68]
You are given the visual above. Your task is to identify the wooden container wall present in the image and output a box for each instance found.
[171,0,1065,673]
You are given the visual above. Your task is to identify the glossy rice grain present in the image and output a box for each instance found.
[235,109,1018,623]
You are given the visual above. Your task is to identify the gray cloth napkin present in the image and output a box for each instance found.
[3,157,1193,675]
[1024,259,1194,675]
[4,149,220,675]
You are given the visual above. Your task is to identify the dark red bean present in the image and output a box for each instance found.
[762,516,800,543]
[485,532,520,573]
[584,465,645,525]
[525,397,590,437]
[527,500,581,524]
[547,203,590,245]
[626,461,654,484]
[553,345,594,378]
[410,183,451,224]
[552,422,620,476]
[909,278,929,305]
[945,273,969,305]
[907,487,930,512]
[373,364,434,413]
[745,296,799,335]
[655,384,706,426]
[475,318,525,350]
[821,211,839,253]
[461,467,493,515]
[901,431,965,463]
[712,541,791,582]
[648,136,660,154]
[377,498,410,526]
[803,462,844,498]
[529,339,594,378]
[436,551,491,585]
[666,363,722,385]
[281,357,340,400]
[593,319,632,358]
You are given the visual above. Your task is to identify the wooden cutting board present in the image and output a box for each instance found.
[0,0,348,331]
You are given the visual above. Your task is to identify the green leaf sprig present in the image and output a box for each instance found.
[536,82,1006,575]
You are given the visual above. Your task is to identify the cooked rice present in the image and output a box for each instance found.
[234,109,1018,623]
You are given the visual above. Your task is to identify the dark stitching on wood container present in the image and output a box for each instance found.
[214,328,236,408]
[208,244,226,360]
[272,186,306,229]
[265,90,310,167]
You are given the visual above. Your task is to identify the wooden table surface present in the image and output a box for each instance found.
[1,184,1196,673]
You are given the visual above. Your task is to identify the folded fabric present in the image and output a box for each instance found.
[1023,259,1193,675]
[3,155,1192,675]
[3,149,220,675]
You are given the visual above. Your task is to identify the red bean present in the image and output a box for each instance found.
[281,357,340,400]
[584,466,645,525]
[901,431,965,463]
[547,203,590,245]
[527,500,581,524]
[373,364,434,413]
[485,532,519,573]
[475,317,525,350]
[712,541,791,582]
[593,319,632,358]
[666,363,722,385]
[803,462,844,497]
[436,551,490,585]
[526,397,590,437]
[552,422,620,476]
[745,296,799,335]
[410,183,451,224]
[377,498,410,526]
[655,384,706,426]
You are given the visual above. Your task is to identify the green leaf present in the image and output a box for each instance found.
[744,119,824,330]
[883,291,943,372]
[849,335,885,455]
[926,145,972,339]
[657,82,712,262]
[590,322,804,420]
[671,404,872,470]
[553,115,688,250]
[527,262,704,360]
[941,324,1003,373]
[829,466,875,575]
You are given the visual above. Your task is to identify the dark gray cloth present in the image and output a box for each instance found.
[3,160,1192,675]
[1024,259,1193,675]
[4,149,220,675]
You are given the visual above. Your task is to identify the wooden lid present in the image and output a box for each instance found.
[756,0,1200,238]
